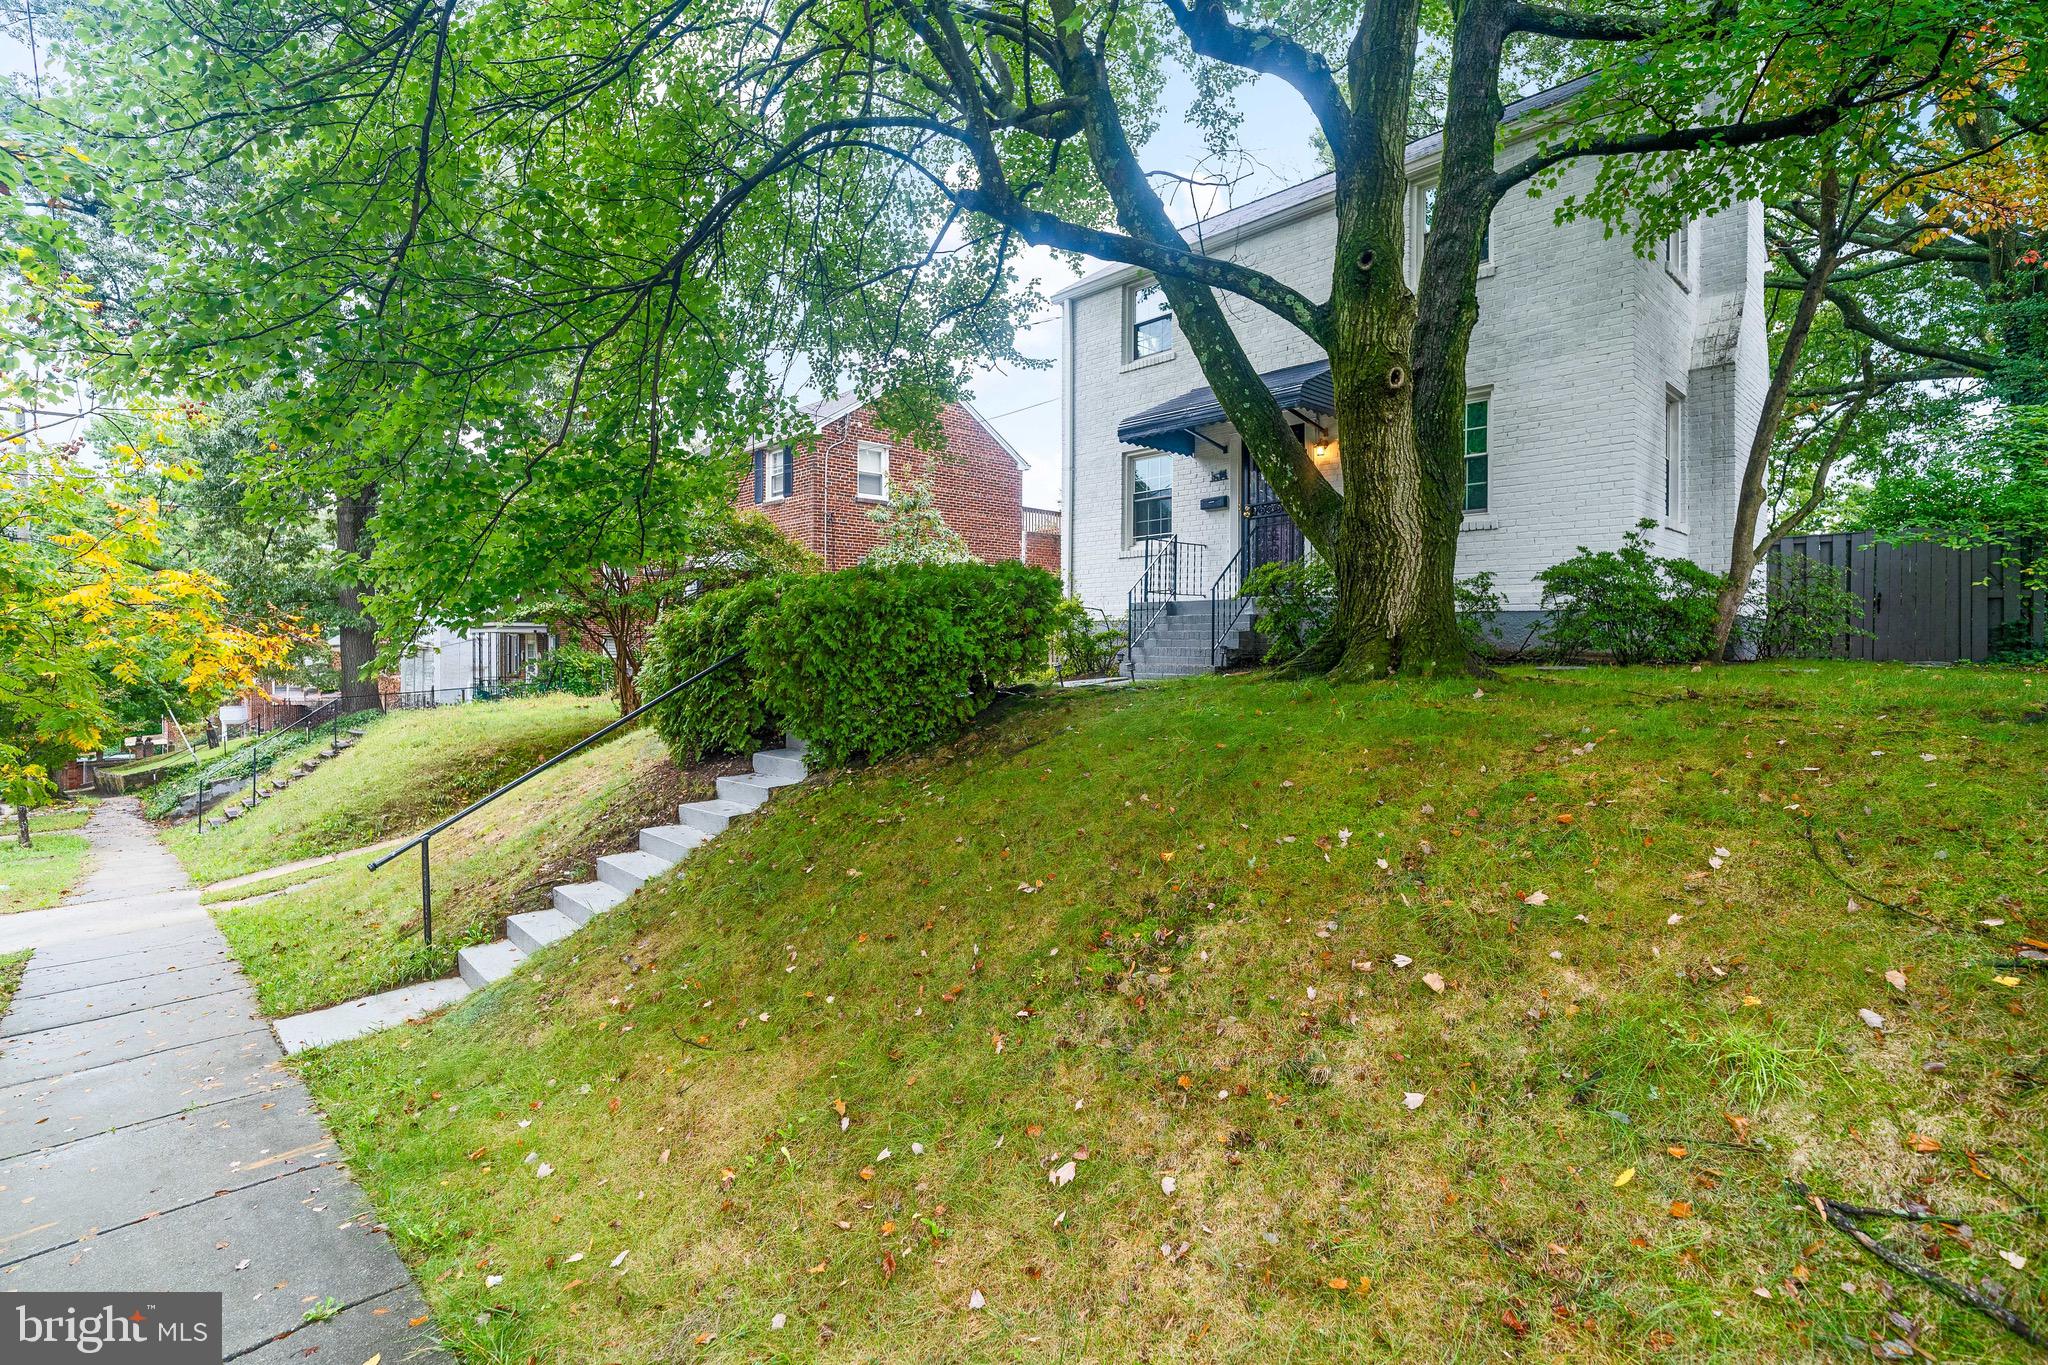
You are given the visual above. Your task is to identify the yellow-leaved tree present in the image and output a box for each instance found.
[1,440,297,845]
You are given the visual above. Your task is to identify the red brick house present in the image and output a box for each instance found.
[745,398,1050,570]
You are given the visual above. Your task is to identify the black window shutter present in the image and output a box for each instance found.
[752,449,764,504]
[781,446,795,496]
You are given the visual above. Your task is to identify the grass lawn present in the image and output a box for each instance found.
[0,808,96,912]
[166,695,620,885]
[214,729,730,1016]
[295,663,2048,1363]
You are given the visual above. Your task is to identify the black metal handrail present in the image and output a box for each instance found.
[1124,537,1207,678]
[370,651,742,945]
[1209,547,1254,668]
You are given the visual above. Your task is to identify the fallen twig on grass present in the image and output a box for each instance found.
[1786,1179,2045,1348]
[1798,815,1958,934]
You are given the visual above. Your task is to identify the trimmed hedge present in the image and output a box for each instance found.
[641,577,792,763]
[746,562,1061,766]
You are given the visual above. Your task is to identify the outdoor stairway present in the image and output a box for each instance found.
[274,737,810,1053]
[1125,599,1254,679]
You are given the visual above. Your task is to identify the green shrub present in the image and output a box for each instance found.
[1745,554,1870,660]
[1455,571,1505,656]
[1242,558,1334,663]
[641,578,792,763]
[1536,519,1722,664]
[1049,597,1124,678]
[747,562,1060,766]
[497,642,615,698]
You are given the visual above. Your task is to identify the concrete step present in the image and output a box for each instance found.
[553,879,628,924]
[753,748,808,782]
[717,772,799,809]
[507,908,579,954]
[596,849,674,893]
[640,823,710,862]
[784,734,807,755]
[276,977,472,1054]
[458,939,526,989]
[679,798,751,836]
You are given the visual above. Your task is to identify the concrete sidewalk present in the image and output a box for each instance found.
[0,799,446,1362]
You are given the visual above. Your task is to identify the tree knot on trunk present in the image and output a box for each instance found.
[1354,249,1375,280]
[1385,365,1407,391]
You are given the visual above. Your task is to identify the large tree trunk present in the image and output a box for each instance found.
[334,484,381,713]
[1712,168,1843,658]
[1314,0,1503,679]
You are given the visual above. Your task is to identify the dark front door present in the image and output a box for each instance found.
[1242,443,1305,571]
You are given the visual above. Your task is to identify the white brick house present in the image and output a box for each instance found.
[1054,79,1766,647]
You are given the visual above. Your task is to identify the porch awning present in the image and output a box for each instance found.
[1116,358,1335,456]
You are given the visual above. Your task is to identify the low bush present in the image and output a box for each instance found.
[1242,558,1334,663]
[1048,597,1124,678]
[1746,554,1870,660]
[1536,520,1723,664]
[641,577,793,763]
[1455,570,1505,656]
[512,642,616,698]
[747,561,1060,766]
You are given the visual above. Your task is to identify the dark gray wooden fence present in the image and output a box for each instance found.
[1773,532,2043,662]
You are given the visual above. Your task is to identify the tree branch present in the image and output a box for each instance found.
[1157,0,1353,162]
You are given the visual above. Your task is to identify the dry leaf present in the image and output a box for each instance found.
[1884,969,1908,991]
[1906,1134,1941,1154]
[1422,972,1445,994]
[1612,1168,1636,1188]
[1669,1200,1693,1218]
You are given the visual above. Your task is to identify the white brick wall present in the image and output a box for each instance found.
[1059,155,1766,614]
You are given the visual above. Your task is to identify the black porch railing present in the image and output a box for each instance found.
[1124,537,1207,678]
[369,651,741,945]
[1209,547,1255,668]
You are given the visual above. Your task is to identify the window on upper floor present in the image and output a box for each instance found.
[1662,224,1691,287]
[1664,391,1687,525]
[1463,398,1490,514]
[1130,452,1173,540]
[1422,186,1491,267]
[1128,281,1173,361]
[766,445,789,500]
[856,440,889,501]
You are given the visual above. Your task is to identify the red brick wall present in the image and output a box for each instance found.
[1022,507,1061,573]
[740,402,1025,570]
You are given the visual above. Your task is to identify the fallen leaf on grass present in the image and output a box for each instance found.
[1049,1160,1076,1187]
[1523,891,1549,906]
[1612,1168,1635,1188]
[1906,1134,1941,1154]
[1403,1092,1426,1110]
[1885,969,1908,991]
[2000,1250,2027,1270]
[1858,1009,1886,1030]
[1422,972,1445,993]
[1669,1201,1693,1218]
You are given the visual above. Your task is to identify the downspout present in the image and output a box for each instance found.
[1061,298,1077,595]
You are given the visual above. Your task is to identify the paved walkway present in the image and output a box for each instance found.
[0,799,446,1362]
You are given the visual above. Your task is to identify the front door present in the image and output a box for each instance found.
[1241,440,1305,572]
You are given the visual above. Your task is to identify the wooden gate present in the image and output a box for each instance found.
[1773,532,2043,662]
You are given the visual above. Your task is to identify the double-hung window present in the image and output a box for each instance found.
[1664,392,1686,524]
[856,440,889,501]
[1422,186,1491,266]
[1462,399,1490,514]
[1130,452,1173,540]
[1129,282,1173,360]
[1662,225,1691,286]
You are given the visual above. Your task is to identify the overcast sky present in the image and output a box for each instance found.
[969,71,1317,506]
[2,31,1321,506]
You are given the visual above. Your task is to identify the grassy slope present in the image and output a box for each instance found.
[166,696,618,884]
[298,664,2048,1363]
[214,728,716,1016]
